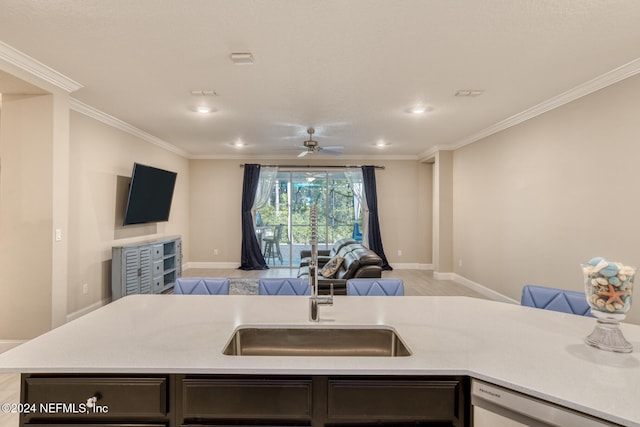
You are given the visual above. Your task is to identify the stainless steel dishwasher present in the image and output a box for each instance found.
[471,379,619,427]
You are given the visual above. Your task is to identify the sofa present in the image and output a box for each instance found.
[297,238,383,295]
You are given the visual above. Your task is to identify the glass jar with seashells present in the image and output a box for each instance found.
[581,257,635,353]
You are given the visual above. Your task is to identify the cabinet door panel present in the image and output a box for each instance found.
[26,424,165,427]
[327,379,461,420]
[139,247,153,294]
[23,377,167,420]
[181,378,312,419]
[123,248,140,295]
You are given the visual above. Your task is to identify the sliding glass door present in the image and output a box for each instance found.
[256,169,360,267]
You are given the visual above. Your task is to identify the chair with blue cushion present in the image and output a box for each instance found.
[258,278,311,295]
[346,278,404,296]
[174,278,230,295]
[520,285,593,316]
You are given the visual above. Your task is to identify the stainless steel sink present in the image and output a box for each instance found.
[222,326,411,357]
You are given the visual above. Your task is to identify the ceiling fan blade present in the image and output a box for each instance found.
[297,150,310,157]
[317,148,342,156]
[321,145,344,150]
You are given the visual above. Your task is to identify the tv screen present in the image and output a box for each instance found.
[123,163,177,225]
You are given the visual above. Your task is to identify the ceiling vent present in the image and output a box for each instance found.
[190,90,217,96]
[230,52,254,65]
[455,90,484,97]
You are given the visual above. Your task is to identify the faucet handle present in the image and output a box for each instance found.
[328,283,334,304]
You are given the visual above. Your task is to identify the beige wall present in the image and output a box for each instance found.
[453,73,640,325]
[0,94,54,339]
[432,151,454,276]
[188,158,433,268]
[67,112,190,316]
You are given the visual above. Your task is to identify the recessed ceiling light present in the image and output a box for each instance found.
[406,105,429,114]
[233,139,247,148]
[196,106,213,114]
[375,140,387,148]
[230,52,254,65]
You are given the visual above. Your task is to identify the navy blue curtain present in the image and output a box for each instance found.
[362,166,392,270]
[239,164,268,270]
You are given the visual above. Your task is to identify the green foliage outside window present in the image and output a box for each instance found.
[257,179,361,245]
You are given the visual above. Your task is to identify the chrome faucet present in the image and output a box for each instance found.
[308,206,333,321]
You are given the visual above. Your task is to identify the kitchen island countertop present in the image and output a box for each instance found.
[0,295,639,426]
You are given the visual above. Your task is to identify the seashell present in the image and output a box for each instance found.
[619,274,627,282]
[614,302,624,310]
[619,266,636,276]
[596,298,606,308]
[615,262,624,270]
[588,257,605,267]
[605,303,616,312]
[609,276,621,286]
[596,277,609,286]
[592,259,608,273]
[590,294,600,304]
[600,263,619,277]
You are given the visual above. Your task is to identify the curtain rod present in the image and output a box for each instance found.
[239,164,385,170]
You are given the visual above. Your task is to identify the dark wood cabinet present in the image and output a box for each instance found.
[176,375,469,427]
[21,374,469,427]
[179,376,313,420]
[20,375,170,427]
[327,377,465,423]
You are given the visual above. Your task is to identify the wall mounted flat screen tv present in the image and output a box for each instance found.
[123,163,177,226]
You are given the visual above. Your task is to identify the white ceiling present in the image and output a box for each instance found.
[1,0,640,159]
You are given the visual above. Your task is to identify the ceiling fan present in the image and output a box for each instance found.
[297,127,344,157]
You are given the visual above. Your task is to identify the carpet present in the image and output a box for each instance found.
[229,278,259,295]
[164,279,259,295]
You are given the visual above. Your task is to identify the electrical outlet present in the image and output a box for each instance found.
[459,259,463,267]
[82,283,88,294]
[214,249,219,255]
[397,249,402,257]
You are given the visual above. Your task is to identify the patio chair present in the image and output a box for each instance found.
[263,224,284,265]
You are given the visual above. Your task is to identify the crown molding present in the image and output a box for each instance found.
[0,41,83,93]
[70,98,190,158]
[448,56,640,151]
[189,153,419,161]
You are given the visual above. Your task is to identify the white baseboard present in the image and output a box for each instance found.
[433,271,456,280]
[66,298,110,323]
[392,263,433,270]
[453,274,518,304]
[185,261,241,270]
[186,262,434,271]
[0,340,27,353]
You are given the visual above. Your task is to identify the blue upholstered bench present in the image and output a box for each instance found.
[258,278,311,295]
[174,278,230,295]
[346,278,404,296]
[521,284,593,316]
